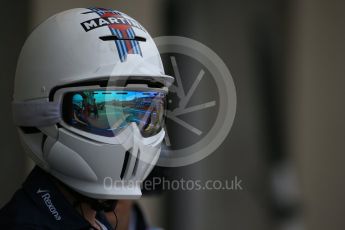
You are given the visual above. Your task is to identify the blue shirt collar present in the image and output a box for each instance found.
[23,166,113,230]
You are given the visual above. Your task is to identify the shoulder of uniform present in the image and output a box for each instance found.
[0,189,53,228]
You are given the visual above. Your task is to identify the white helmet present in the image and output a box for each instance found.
[12,7,174,200]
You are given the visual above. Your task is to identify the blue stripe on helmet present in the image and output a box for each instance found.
[111,28,125,61]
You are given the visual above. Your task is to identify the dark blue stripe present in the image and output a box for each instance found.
[110,28,125,61]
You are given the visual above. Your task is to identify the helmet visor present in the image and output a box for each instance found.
[62,89,166,137]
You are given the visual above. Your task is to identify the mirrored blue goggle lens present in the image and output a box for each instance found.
[62,90,166,137]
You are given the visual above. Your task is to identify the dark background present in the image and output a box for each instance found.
[1,1,345,230]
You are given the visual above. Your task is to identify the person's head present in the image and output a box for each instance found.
[12,7,173,204]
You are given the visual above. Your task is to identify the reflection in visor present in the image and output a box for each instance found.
[62,90,166,137]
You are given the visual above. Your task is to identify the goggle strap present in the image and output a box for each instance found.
[12,100,61,127]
